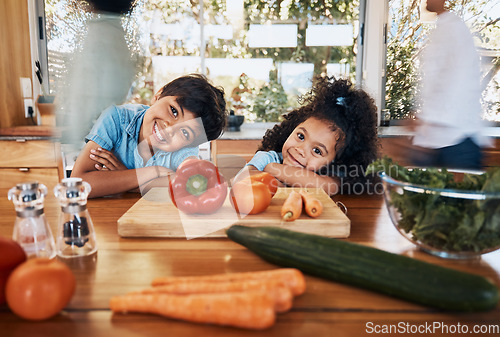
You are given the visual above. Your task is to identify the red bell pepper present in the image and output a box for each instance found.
[169,158,228,214]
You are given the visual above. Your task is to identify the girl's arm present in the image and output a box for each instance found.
[71,141,171,198]
[231,165,261,185]
[264,163,339,196]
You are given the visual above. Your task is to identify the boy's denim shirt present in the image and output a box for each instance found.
[85,104,198,170]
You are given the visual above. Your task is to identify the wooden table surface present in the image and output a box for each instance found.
[0,189,499,336]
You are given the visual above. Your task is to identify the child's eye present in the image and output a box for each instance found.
[297,132,305,140]
[171,106,178,118]
[181,129,190,140]
[313,147,322,155]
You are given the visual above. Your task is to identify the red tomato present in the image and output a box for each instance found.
[0,236,26,305]
[6,258,76,320]
[230,179,272,215]
[250,172,279,197]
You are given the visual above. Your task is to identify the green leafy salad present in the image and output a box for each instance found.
[366,157,500,253]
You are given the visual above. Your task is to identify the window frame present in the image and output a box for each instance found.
[32,0,389,125]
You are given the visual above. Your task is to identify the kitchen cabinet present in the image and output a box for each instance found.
[209,138,417,175]
[378,137,500,167]
[378,136,414,166]
[0,0,33,128]
[210,137,500,178]
[211,139,261,180]
[0,138,63,190]
[484,138,500,167]
[210,123,275,180]
[211,139,261,163]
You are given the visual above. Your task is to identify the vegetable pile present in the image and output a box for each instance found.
[109,268,306,330]
[226,225,499,312]
[366,157,500,253]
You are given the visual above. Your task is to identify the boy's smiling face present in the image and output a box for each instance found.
[140,94,204,154]
[281,117,339,172]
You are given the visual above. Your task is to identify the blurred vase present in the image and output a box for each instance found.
[227,110,245,132]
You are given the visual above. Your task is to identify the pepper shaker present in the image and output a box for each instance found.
[54,178,97,258]
[8,181,56,259]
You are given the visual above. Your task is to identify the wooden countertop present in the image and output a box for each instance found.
[0,125,59,139]
[0,190,499,336]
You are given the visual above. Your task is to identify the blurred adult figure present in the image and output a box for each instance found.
[57,0,137,151]
[411,0,491,170]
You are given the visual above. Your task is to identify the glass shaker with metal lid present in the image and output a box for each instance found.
[8,181,56,259]
[54,177,97,258]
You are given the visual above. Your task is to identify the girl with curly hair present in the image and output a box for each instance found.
[243,76,379,195]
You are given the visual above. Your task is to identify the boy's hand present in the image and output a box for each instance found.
[90,148,128,171]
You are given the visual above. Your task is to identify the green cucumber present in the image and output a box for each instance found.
[226,225,499,312]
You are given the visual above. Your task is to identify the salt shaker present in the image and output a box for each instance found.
[54,177,97,258]
[8,181,57,259]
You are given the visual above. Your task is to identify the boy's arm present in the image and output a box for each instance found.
[132,176,172,195]
[71,141,171,198]
[264,163,340,196]
[130,155,202,195]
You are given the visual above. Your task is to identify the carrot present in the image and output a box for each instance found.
[109,291,276,330]
[129,279,293,313]
[299,190,323,218]
[151,268,306,296]
[281,191,303,221]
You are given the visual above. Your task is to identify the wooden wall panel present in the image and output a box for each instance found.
[212,137,500,172]
[379,137,500,168]
[378,137,414,166]
[0,0,32,128]
[483,139,500,167]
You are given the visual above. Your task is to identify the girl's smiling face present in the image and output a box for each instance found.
[282,117,339,172]
[140,94,203,154]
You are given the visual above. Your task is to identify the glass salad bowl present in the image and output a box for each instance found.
[378,167,500,259]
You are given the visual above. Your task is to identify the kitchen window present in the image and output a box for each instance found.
[37,0,368,125]
[36,1,500,128]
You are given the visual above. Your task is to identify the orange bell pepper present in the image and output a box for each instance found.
[230,172,278,215]
[249,172,279,197]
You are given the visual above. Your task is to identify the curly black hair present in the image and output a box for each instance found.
[259,76,379,193]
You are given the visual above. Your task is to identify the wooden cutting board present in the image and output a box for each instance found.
[117,187,350,239]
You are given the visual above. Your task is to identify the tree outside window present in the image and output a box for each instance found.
[386,0,500,123]
[45,0,359,123]
[45,0,499,124]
